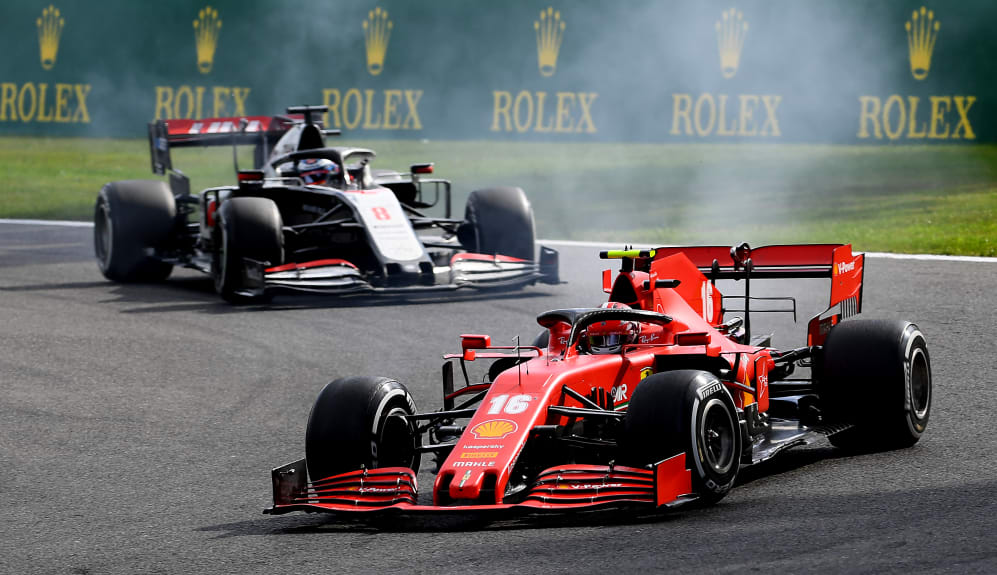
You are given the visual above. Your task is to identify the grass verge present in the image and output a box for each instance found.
[1,136,994,256]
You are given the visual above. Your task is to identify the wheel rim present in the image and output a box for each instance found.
[95,200,112,269]
[212,221,228,293]
[910,347,931,419]
[700,398,736,475]
[377,407,415,468]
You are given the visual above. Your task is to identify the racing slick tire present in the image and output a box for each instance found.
[623,370,741,504]
[460,187,536,261]
[818,319,932,451]
[212,197,283,304]
[94,180,176,282]
[305,376,421,482]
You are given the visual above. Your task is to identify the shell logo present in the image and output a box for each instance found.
[470,419,517,439]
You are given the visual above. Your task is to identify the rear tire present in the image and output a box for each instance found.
[623,370,740,504]
[94,180,176,282]
[819,319,932,451]
[212,197,283,304]
[459,187,536,261]
[305,376,421,482]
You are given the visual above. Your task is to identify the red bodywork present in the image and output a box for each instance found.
[266,244,864,515]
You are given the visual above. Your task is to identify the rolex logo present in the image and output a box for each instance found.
[534,7,565,77]
[905,6,939,81]
[36,5,64,71]
[363,7,392,76]
[715,8,748,79]
[193,6,222,75]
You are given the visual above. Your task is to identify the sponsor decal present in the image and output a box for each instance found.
[453,460,497,468]
[906,6,939,81]
[460,451,498,459]
[835,260,856,275]
[363,7,392,76]
[464,444,503,449]
[469,419,517,439]
[559,483,624,490]
[610,384,628,403]
[698,382,723,399]
[152,6,251,120]
[490,7,599,135]
[1,6,91,125]
[193,6,222,75]
[535,7,565,77]
[857,6,977,141]
[357,487,398,494]
[37,5,64,71]
[670,9,781,138]
[716,8,747,79]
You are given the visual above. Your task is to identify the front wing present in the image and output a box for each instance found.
[264,454,694,516]
[241,253,552,296]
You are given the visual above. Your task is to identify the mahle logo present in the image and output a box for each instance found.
[363,7,392,76]
[534,7,565,77]
[906,6,939,81]
[715,8,747,79]
[193,6,222,74]
[36,5,64,70]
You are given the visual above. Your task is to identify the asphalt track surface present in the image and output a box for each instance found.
[2,221,996,574]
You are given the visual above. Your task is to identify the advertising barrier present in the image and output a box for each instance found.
[0,0,991,142]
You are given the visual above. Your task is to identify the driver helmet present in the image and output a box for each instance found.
[297,158,340,186]
[587,302,638,354]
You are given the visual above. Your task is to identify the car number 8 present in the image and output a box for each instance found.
[487,394,531,415]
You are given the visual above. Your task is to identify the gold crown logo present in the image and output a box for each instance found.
[470,419,517,439]
[715,8,748,79]
[363,7,393,76]
[905,6,940,80]
[193,6,222,75]
[36,5,64,71]
[534,7,565,77]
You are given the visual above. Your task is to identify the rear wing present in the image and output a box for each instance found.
[609,243,864,347]
[148,115,294,175]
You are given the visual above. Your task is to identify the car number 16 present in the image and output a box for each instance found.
[486,394,532,415]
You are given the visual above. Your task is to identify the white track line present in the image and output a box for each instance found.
[1,218,94,228]
[2,219,994,263]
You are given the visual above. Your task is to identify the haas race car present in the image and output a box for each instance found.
[94,105,558,303]
[266,243,932,516]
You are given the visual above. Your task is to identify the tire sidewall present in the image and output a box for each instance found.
[624,370,740,500]
[686,376,740,497]
[94,180,176,281]
[900,324,931,438]
[462,187,536,261]
[212,197,283,301]
[305,376,420,482]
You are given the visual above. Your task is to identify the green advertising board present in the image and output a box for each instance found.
[0,1,991,142]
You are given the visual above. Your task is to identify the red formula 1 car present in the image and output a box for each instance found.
[266,243,932,516]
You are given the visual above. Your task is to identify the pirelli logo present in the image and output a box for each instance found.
[698,382,723,399]
[459,451,498,459]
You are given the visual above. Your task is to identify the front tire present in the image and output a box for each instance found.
[212,197,283,304]
[623,370,741,504]
[459,187,536,261]
[305,376,421,482]
[819,319,932,450]
[94,180,176,282]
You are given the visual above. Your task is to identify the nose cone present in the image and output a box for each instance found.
[449,469,487,500]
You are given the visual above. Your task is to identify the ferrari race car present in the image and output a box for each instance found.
[93,105,558,303]
[265,243,932,515]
